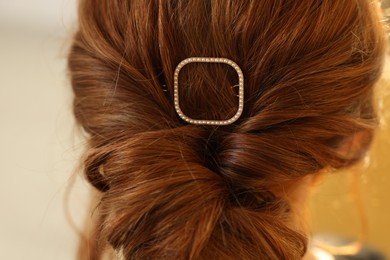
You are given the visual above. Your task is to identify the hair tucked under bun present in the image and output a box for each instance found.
[68,0,386,259]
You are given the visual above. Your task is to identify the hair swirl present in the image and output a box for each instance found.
[68,1,386,259]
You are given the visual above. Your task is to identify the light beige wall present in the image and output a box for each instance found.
[0,21,87,260]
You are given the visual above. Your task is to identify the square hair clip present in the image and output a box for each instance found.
[173,57,244,126]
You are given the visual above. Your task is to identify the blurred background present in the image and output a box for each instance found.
[0,1,389,259]
[0,1,88,259]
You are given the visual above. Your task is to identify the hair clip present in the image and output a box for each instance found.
[173,57,244,126]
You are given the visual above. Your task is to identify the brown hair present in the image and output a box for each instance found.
[68,0,386,259]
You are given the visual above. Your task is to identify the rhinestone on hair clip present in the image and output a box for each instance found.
[173,57,244,126]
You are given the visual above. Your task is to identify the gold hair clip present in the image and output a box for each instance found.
[173,57,244,126]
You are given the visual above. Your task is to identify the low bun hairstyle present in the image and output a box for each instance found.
[68,1,386,259]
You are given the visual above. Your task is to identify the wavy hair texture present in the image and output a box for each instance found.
[68,0,386,259]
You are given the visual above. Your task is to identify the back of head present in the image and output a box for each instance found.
[68,1,386,259]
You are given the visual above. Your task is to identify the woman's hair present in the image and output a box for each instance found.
[68,1,386,259]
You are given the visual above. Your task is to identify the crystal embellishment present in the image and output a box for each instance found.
[173,57,244,126]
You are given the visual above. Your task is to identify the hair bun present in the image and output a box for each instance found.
[82,127,306,259]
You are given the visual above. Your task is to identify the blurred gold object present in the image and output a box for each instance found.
[381,0,390,23]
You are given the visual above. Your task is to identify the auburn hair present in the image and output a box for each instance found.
[68,0,386,259]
